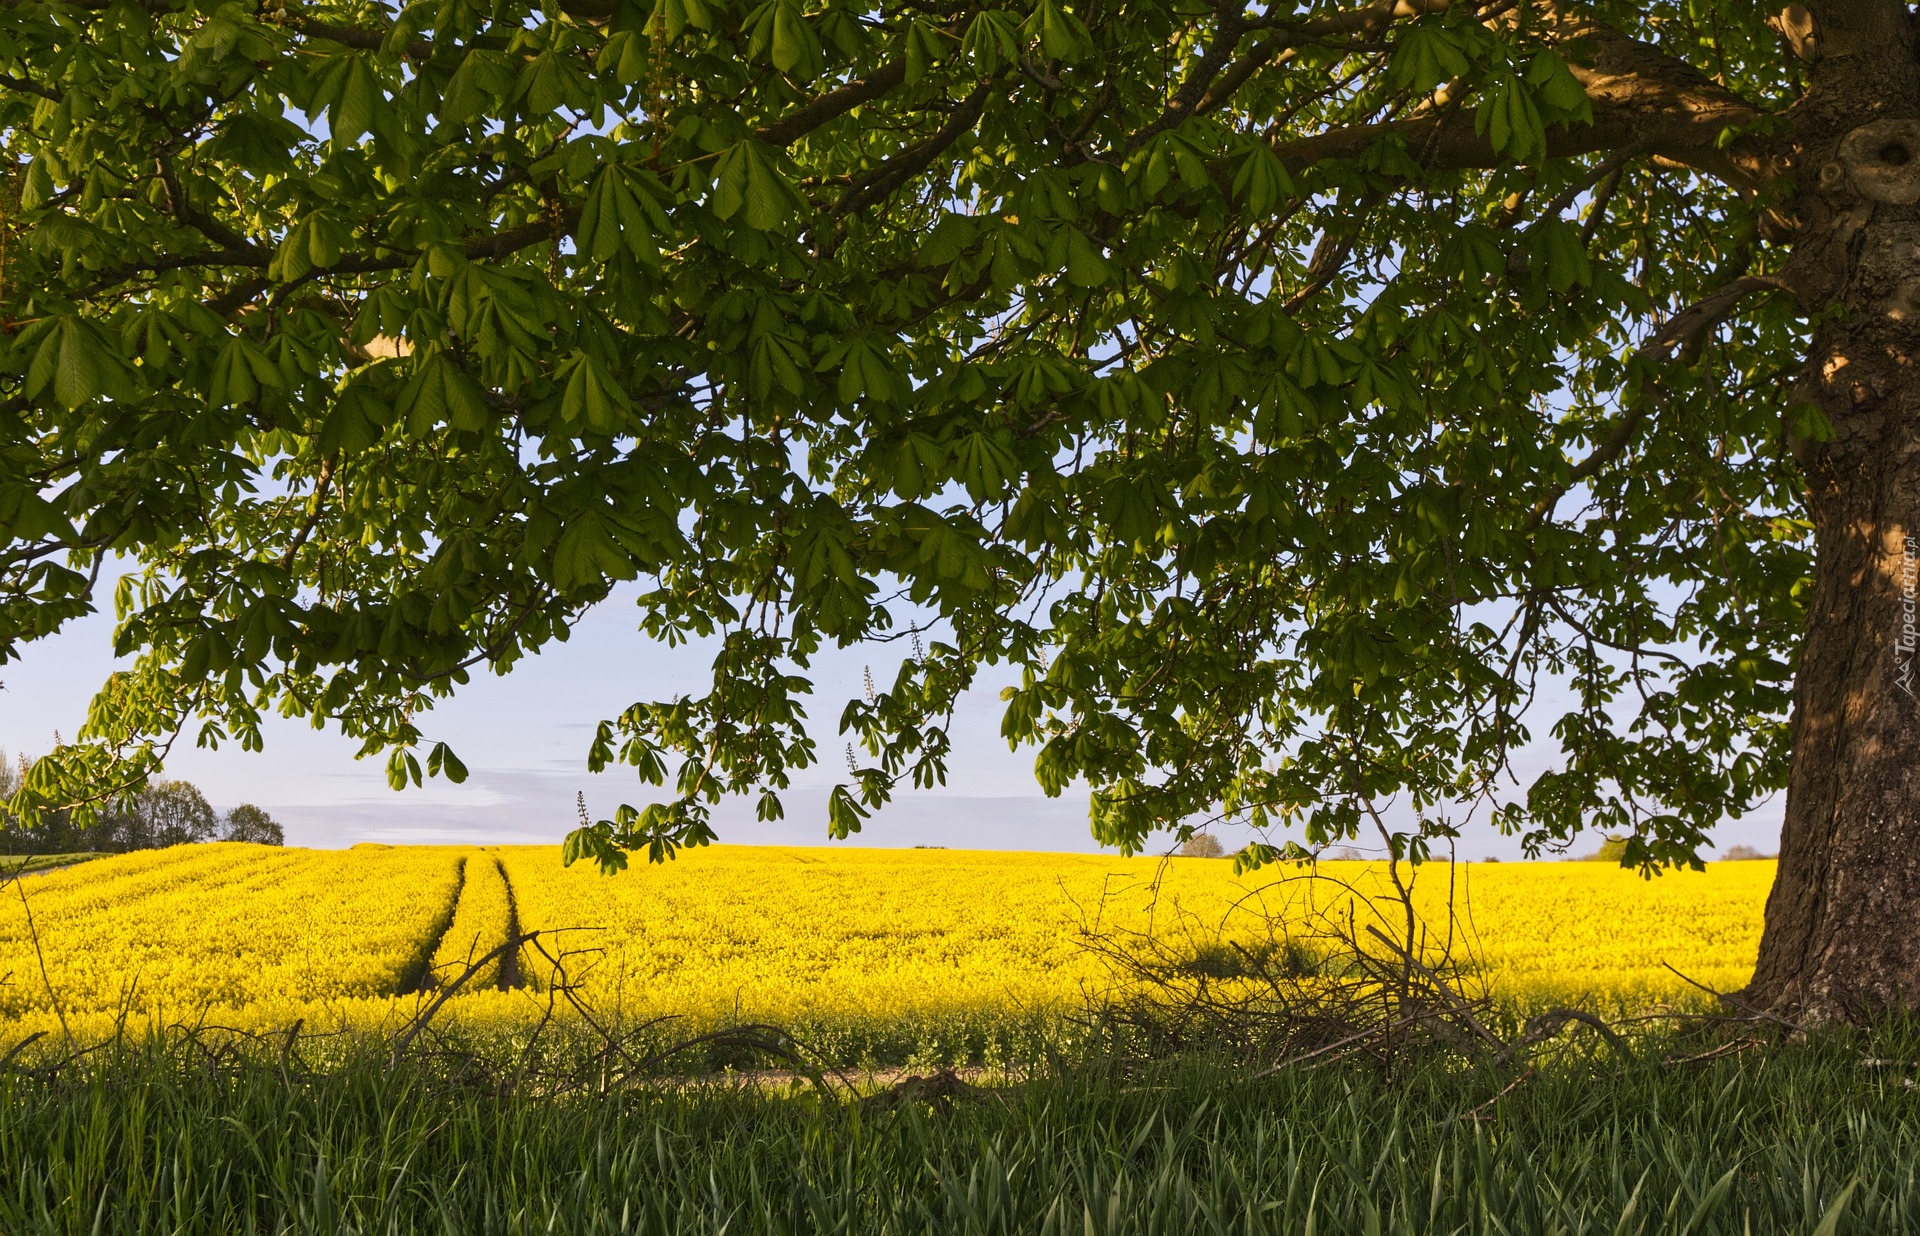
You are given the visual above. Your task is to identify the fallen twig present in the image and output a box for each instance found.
[1365,924,1505,1051]
[860,1066,986,1112]
[1496,1007,1626,1066]
[1253,1009,1441,1076]
[278,1018,304,1091]
[1663,1037,1761,1067]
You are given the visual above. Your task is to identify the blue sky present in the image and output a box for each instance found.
[0,581,1787,859]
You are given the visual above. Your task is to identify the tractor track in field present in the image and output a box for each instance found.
[407,854,469,995]
[497,857,526,991]
[411,853,525,995]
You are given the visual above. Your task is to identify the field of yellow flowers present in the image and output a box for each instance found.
[0,843,1775,1048]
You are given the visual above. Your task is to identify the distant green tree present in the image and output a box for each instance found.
[1177,833,1225,858]
[222,804,285,846]
[1585,835,1631,864]
[117,781,220,849]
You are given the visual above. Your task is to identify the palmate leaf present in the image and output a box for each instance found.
[960,9,1021,73]
[742,0,821,78]
[649,0,711,42]
[552,509,638,593]
[308,52,387,144]
[557,350,634,432]
[207,336,284,407]
[577,165,669,262]
[317,384,392,454]
[398,350,491,434]
[709,140,806,230]
[825,784,869,838]
[1020,0,1089,62]
[25,316,128,409]
[1386,23,1472,93]
[1063,228,1110,287]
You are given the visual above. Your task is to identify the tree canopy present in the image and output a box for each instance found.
[0,0,1843,875]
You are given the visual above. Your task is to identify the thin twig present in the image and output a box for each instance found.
[1660,962,1804,1034]
[1253,1009,1439,1076]
[389,932,539,1069]
[278,1018,303,1092]
[0,1030,47,1070]
[1364,924,1505,1050]
[10,867,78,1066]
[1456,1065,1537,1122]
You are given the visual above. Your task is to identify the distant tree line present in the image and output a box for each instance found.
[0,749,282,854]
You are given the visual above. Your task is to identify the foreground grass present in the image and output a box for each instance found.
[2,1031,1917,1234]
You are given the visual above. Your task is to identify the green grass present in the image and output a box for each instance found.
[0,852,107,876]
[1,1030,1917,1233]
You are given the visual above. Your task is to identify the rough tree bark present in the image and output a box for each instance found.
[1745,0,1920,1019]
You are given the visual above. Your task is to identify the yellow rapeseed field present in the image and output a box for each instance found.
[494,848,1772,1023]
[0,842,1776,1046]
[0,843,461,1041]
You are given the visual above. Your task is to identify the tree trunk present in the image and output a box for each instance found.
[1747,31,1920,1015]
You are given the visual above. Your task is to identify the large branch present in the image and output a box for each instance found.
[1195,0,1465,117]
[1640,274,1794,356]
[1519,274,1796,532]
[753,61,909,148]
[1186,5,1776,196]
[1553,13,1778,191]
[834,83,992,216]
[1247,20,1774,194]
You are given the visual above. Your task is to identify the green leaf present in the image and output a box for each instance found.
[311,53,385,145]
[1789,401,1834,442]
[577,165,669,263]
[1387,24,1470,93]
[1064,228,1110,287]
[400,350,492,434]
[903,19,949,84]
[386,748,423,789]
[519,50,594,114]
[553,509,638,592]
[1477,73,1547,162]
[1231,141,1295,216]
[427,741,469,783]
[1526,51,1592,118]
[318,384,390,453]
[27,316,126,409]
[961,9,1021,73]
[1022,0,1089,61]
[19,157,54,209]
[558,350,634,433]
[208,336,284,407]
[649,0,711,42]
[1532,218,1592,293]
[955,430,1020,501]
[743,0,822,78]
[826,784,870,838]
[825,336,905,405]
[441,49,516,124]
[710,141,806,230]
